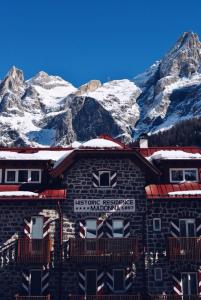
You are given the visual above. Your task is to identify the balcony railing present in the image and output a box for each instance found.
[149,295,201,300]
[69,238,138,263]
[17,238,51,264]
[15,296,50,300]
[69,295,141,300]
[168,237,201,261]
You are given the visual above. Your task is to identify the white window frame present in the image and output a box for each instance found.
[85,269,97,294]
[85,219,97,238]
[29,269,42,296]
[169,168,198,183]
[98,170,111,187]
[5,169,42,183]
[112,219,124,237]
[181,272,197,296]
[179,219,195,237]
[113,269,125,292]
[154,268,162,282]
[153,218,161,232]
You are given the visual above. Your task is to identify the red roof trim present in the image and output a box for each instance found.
[136,147,201,157]
[0,185,66,201]
[146,183,201,199]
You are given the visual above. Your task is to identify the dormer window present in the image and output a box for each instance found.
[5,169,41,183]
[99,171,110,187]
[170,168,198,183]
[92,170,117,188]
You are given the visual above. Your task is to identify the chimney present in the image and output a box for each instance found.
[139,134,148,148]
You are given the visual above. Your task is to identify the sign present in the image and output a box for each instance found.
[74,199,135,213]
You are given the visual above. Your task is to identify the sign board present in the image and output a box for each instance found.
[74,199,135,213]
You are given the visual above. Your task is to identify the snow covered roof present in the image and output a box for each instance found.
[146,150,201,162]
[0,191,38,197]
[0,150,73,162]
[146,183,201,199]
[80,138,123,149]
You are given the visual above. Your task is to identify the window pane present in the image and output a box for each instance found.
[171,170,183,182]
[189,273,197,295]
[86,270,97,295]
[185,170,197,181]
[180,220,187,237]
[188,222,195,237]
[6,171,16,182]
[155,268,162,281]
[113,220,124,237]
[114,270,124,291]
[154,219,161,231]
[182,273,189,295]
[31,171,40,182]
[86,219,97,238]
[18,170,28,182]
[30,270,42,295]
[99,172,110,186]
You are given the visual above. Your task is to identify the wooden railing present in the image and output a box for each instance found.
[15,296,50,300]
[69,238,138,263]
[168,237,201,261]
[69,295,141,300]
[17,238,51,264]
[149,295,201,300]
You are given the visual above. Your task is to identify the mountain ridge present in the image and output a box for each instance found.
[1,31,201,147]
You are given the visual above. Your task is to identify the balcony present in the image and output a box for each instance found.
[69,238,138,263]
[168,237,201,261]
[149,295,201,300]
[69,295,141,300]
[17,238,51,264]
[15,296,50,300]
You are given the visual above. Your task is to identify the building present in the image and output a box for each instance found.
[0,135,201,299]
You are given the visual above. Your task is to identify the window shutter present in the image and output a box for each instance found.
[24,217,32,239]
[79,220,86,238]
[172,273,182,296]
[41,268,50,295]
[97,270,104,295]
[124,219,130,237]
[170,220,180,237]
[97,218,104,238]
[125,267,133,291]
[198,269,201,295]
[105,219,113,238]
[43,217,50,239]
[110,171,117,187]
[78,270,86,295]
[92,171,99,187]
[22,270,30,295]
[196,219,201,237]
[106,270,114,292]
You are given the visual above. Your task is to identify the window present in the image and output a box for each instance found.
[31,216,44,239]
[154,268,162,281]
[112,219,124,237]
[5,169,41,183]
[180,219,195,237]
[99,171,110,187]
[113,269,125,291]
[170,168,198,183]
[86,270,97,295]
[86,219,97,238]
[30,270,42,296]
[182,273,197,296]
[153,218,161,231]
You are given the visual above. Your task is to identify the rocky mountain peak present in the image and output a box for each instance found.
[7,66,24,82]
[159,31,201,78]
[76,80,102,96]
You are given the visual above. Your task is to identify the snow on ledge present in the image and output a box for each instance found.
[168,190,201,196]
[0,191,39,197]
[80,138,122,149]
[147,150,201,162]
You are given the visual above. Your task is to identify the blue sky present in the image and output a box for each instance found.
[1,0,201,86]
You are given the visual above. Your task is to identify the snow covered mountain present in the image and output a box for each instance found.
[1,31,201,146]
